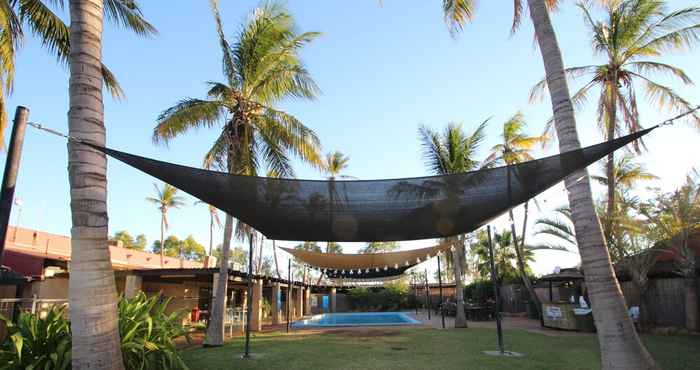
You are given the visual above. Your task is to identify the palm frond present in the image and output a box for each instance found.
[104,0,157,37]
[154,99,225,144]
[209,0,237,87]
[442,0,476,36]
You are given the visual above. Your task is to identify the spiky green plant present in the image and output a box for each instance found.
[118,293,189,370]
[0,305,71,370]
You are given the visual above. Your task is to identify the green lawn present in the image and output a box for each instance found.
[181,328,700,370]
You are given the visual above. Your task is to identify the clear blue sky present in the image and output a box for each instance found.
[4,1,699,279]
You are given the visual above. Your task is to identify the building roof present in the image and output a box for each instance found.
[3,226,205,278]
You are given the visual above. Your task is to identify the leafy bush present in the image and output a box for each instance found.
[347,284,410,311]
[119,293,189,370]
[0,294,189,370]
[463,280,495,305]
[0,305,71,370]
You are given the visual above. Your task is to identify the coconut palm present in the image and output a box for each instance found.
[0,0,155,147]
[530,0,700,243]
[485,111,547,316]
[418,120,488,328]
[152,0,322,346]
[534,206,578,251]
[592,153,658,190]
[443,0,656,367]
[146,183,187,266]
[65,0,155,368]
[196,201,222,260]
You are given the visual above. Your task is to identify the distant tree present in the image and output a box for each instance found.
[327,242,343,254]
[146,183,187,266]
[151,235,206,262]
[111,230,147,251]
[213,244,248,270]
[151,235,181,258]
[181,235,207,261]
[359,241,400,254]
[294,242,321,283]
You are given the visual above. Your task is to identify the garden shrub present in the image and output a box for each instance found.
[0,293,189,370]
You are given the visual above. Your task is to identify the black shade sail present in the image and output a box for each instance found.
[89,127,654,242]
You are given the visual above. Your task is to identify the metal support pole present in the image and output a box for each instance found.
[287,259,291,333]
[413,273,418,315]
[487,226,504,354]
[425,269,431,320]
[437,254,445,329]
[0,107,29,265]
[243,236,254,358]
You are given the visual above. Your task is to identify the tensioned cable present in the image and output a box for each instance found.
[27,105,700,144]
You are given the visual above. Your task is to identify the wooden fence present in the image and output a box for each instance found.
[620,277,688,328]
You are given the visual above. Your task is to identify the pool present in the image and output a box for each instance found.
[291,312,421,328]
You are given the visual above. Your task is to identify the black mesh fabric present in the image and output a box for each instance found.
[90,127,654,242]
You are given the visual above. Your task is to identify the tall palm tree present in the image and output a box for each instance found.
[315,150,352,284]
[531,0,700,242]
[66,0,154,368]
[196,201,222,260]
[419,120,487,328]
[0,0,155,146]
[152,0,322,346]
[442,0,657,367]
[485,111,547,316]
[146,183,186,266]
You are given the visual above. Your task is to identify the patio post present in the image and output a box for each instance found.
[425,269,431,320]
[487,225,504,354]
[271,283,280,325]
[243,235,254,358]
[0,106,29,265]
[437,254,445,329]
[287,258,292,333]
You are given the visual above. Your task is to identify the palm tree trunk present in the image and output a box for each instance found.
[526,1,657,368]
[605,81,618,243]
[509,204,542,317]
[273,240,282,279]
[685,276,698,332]
[451,237,467,328]
[205,213,234,346]
[68,0,124,368]
[256,235,264,275]
[209,212,214,256]
[160,213,165,266]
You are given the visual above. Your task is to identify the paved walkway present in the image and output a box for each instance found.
[408,310,592,337]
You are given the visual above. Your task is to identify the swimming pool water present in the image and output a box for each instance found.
[291,312,421,328]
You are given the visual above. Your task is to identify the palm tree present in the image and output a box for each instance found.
[592,153,658,191]
[442,0,657,367]
[472,229,534,281]
[66,0,154,368]
[152,0,322,346]
[359,241,400,254]
[146,183,186,266]
[315,150,352,284]
[0,0,155,146]
[195,201,222,262]
[418,120,487,328]
[530,0,700,242]
[485,111,547,317]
